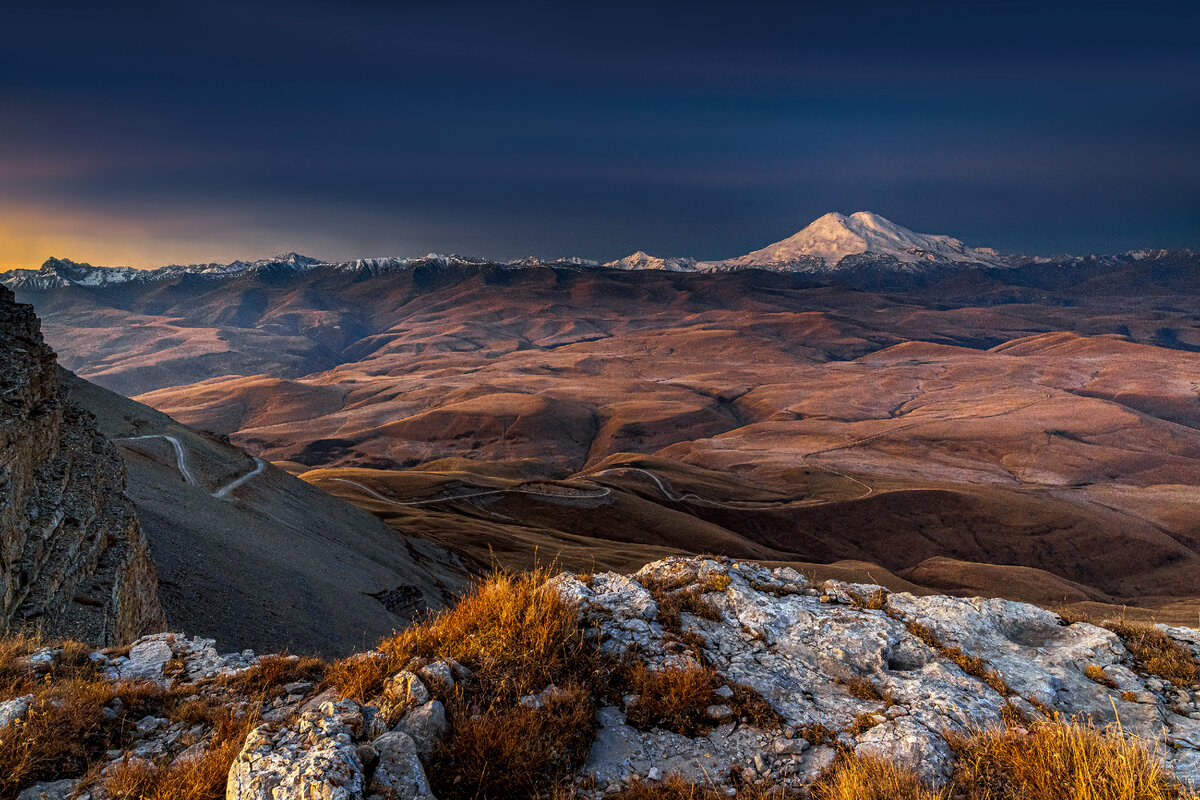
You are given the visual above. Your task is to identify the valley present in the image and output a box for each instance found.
[7,214,1200,630]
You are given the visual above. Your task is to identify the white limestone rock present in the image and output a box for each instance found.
[552,556,1200,787]
[370,731,437,800]
[0,694,34,730]
[226,699,366,800]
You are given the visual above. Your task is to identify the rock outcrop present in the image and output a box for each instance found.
[6,557,1200,799]
[0,285,164,644]
[561,557,1200,788]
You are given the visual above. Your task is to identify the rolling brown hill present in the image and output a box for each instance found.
[10,254,1200,624]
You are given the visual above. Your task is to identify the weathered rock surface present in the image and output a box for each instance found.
[227,699,367,800]
[0,285,163,645]
[7,557,1200,799]
[555,556,1200,788]
[369,731,436,800]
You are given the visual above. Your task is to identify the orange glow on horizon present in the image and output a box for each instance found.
[0,205,311,271]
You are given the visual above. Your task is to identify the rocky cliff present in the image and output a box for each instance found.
[4,557,1198,799]
[0,285,164,645]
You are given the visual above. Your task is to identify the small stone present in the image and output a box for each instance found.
[706,704,734,721]
[417,661,456,693]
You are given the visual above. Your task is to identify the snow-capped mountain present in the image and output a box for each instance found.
[706,211,1006,272]
[604,251,699,272]
[3,212,1190,291]
[1,253,329,290]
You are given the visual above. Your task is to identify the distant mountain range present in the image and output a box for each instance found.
[3,212,1191,290]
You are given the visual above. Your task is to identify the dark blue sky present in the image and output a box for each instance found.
[2,0,1198,267]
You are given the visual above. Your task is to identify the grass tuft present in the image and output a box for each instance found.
[625,664,719,735]
[97,706,258,800]
[217,653,325,699]
[434,683,595,800]
[1100,620,1200,688]
[331,569,616,800]
[836,675,894,704]
[330,569,589,703]
[640,572,730,632]
[948,719,1199,799]
[811,753,944,800]
[905,620,1013,696]
[1084,664,1120,690]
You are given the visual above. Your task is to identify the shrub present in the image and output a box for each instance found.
[432,684,595,800]
[625,665,719,734]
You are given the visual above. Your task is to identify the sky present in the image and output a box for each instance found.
[2,0,1198,268]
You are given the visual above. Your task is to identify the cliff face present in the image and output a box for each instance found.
[0,285,164,645]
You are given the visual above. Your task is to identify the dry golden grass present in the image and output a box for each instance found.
[614,774,789,800]
[330,570,616,800]
[846,588,889,611]
[433,684,595,800]
[0,677,167,796]
[0,633,99,697]
[728,682,784,730]
[217,653,325,699]
[905,620,1013,697]
[625,664,719,734]
[1000,701,1031,727]
[949,719,1199,799]
[98,706,258,800]
[330,569,590,703]
[811,753,944,800]
[1085,664,1120,689]
[798,722,840,747]
[641,572,730,631]
[849,712,885,736]
[1100,620,1200,688]
[836,675,893,704]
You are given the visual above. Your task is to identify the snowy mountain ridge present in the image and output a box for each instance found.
[2,213,1191,290]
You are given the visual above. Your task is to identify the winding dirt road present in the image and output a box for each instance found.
[324,477,611,507]
[118,434,265,499]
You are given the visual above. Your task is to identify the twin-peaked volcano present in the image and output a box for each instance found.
[608,211,1007,273]
[710,211,1006,270]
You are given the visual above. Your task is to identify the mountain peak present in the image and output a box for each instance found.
[605,250,699,272]
[715,211,1002,271]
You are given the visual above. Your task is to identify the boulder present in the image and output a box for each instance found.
[370,731,437,800]
[394,700,448,757]
[227,700,366,800]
